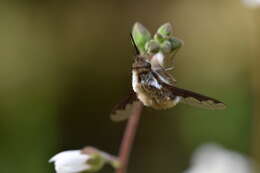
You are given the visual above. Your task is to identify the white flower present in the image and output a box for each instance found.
[49,147,120,173]
[183,143,253,173]
[242,0,260,8]
[49,150,91,173]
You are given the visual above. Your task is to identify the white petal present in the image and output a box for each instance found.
[151,52,165,69]
[242,0,260,8]
[184,144,252,173]
[49,150,91,173]
[153,52,164,67]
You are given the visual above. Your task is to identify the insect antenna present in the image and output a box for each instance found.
[130,33,140,55]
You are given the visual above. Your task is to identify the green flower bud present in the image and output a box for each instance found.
[132,22,151,54]
[160,40,172,54]
[154,33,164,43]
[169,37,183,51]
[145,40,160,54]
[157,23,173,38]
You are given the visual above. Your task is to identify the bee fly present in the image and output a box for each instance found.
[110,35,226,121]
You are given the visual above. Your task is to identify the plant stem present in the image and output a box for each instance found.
[116,102,143,173]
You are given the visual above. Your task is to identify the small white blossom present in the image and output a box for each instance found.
[49,147,119,173]
[49,150,91,173]
[183,143,253,173]
[242,0,260,8]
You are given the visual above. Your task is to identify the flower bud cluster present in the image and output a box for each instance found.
[132,22,183,68]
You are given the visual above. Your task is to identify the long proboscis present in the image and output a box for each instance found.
[130,33,140,55]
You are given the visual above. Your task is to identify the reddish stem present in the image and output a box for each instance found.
[116,102,143,173]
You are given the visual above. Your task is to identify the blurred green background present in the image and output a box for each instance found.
[0,0,259,173]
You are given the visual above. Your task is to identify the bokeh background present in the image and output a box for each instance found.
[0,0,259,173]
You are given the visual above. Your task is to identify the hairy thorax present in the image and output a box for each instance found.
[132,70,181,109]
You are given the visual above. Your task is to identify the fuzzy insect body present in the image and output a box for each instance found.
[132,57,181,109]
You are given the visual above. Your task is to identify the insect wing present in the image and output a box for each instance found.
[153,69,176,86]
[170,86,226,110]
[110,91,139,122]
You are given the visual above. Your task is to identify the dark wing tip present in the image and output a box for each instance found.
[110,101,140,122]
[169,86,227,110]
[110,91,139,122]
[180,96,227,110]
